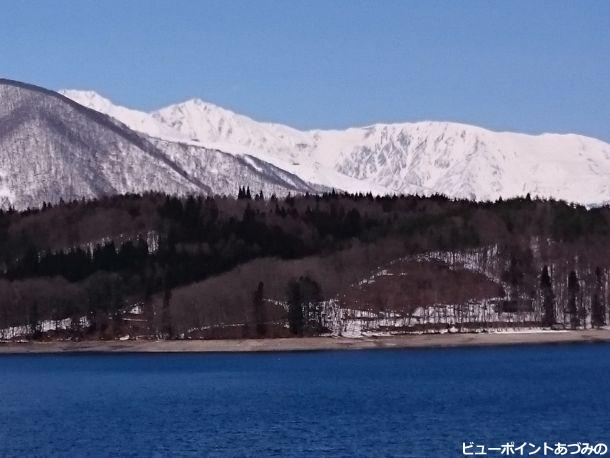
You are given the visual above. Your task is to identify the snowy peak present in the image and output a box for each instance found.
[151,98,258,143]
[59,89,185,141]
[158,97,241,120]
[145,95,369,192]
[150,97,313,155]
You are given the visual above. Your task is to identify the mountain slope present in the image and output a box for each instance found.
[61,90,388,195]
[63,89,610,205]
[0,80,323,209]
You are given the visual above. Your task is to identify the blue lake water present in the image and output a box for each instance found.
[1,344,609,457]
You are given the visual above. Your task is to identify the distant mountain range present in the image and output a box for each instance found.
[1,77,609,209]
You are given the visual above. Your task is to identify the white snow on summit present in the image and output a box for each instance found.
[59,90,185,142]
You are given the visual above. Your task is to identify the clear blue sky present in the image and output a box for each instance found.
[1,0,609,140]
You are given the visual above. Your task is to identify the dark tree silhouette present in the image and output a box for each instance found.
[567,270,580,329]
[540,266,556,326]
[286,276,323,336]
[253,281,266,337]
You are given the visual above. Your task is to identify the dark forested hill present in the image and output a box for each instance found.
[0,191,608,340]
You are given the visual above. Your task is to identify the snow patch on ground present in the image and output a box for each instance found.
[0,317,89,340]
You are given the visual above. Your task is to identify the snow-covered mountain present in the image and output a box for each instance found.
[0,79,323,209]
[1,78,608,209]
[60,90,387,195]
[62,89,610,206]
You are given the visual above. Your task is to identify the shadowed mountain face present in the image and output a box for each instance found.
[0,80,323,209]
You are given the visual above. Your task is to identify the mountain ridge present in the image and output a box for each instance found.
[1,78,609,208]
[61,87,610,205]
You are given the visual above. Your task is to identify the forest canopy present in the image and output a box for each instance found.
[0,190,608,340]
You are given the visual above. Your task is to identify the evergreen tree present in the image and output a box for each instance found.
[161,273,173,338]
[540,266,556,326]
[161,288,172,338]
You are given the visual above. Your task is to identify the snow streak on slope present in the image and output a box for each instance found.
[62,89,610,205]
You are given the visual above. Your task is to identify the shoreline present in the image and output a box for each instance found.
[1,329,610,354]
